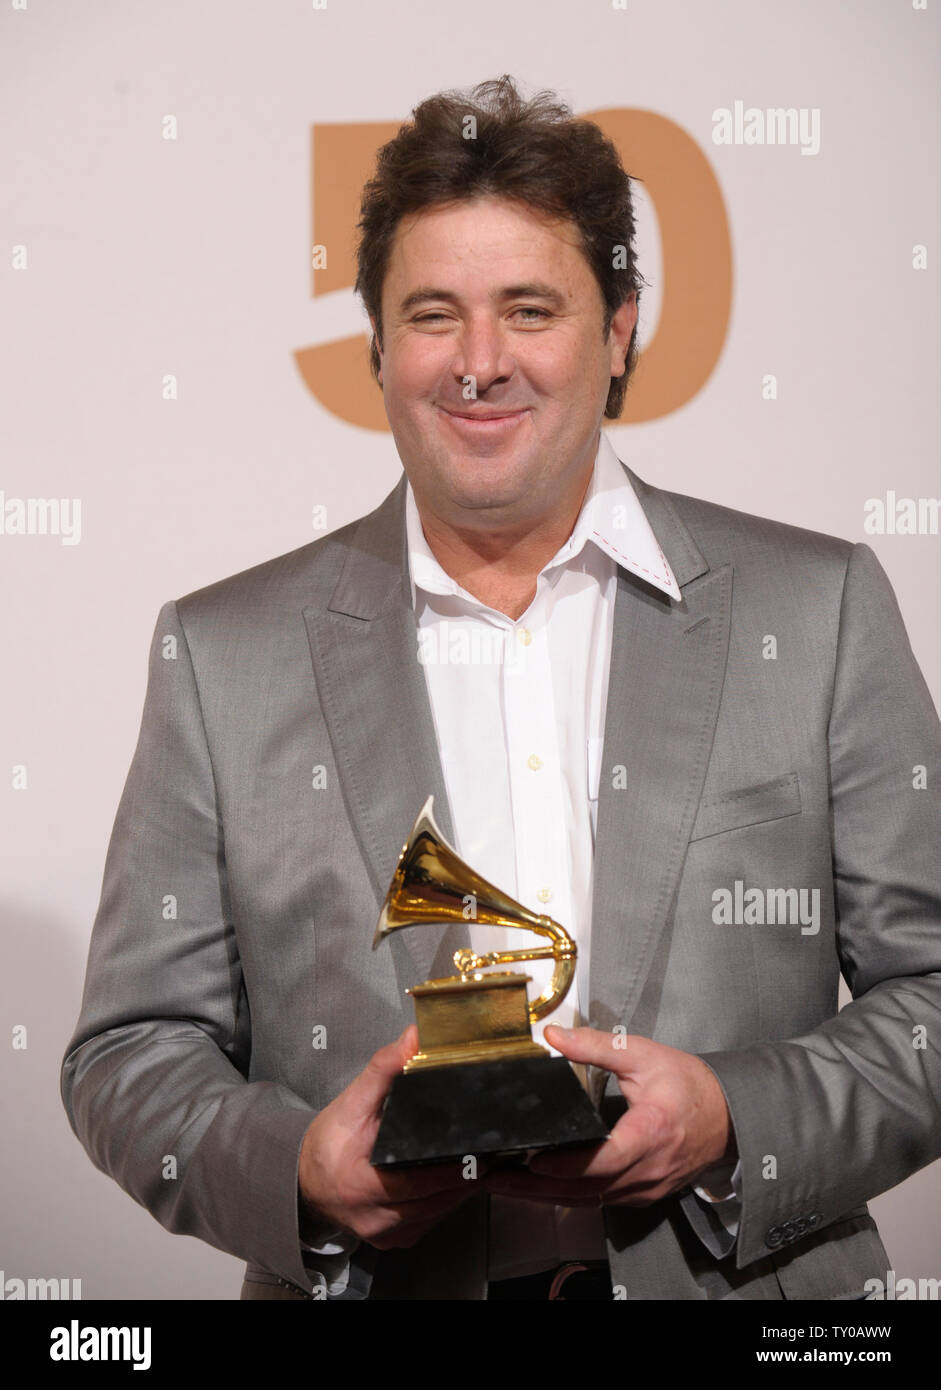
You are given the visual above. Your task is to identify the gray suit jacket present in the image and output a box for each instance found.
[61,456,941,1299]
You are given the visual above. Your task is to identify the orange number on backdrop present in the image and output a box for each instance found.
[293,110,732,431]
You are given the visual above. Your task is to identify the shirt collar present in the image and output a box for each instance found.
[405,431,681,607]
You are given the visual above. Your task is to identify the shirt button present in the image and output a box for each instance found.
[536,887,553,904]
[517,627,532,646]
[527,754,543,771]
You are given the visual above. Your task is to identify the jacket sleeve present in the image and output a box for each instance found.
[60,599,321,1295]
[698,541,941,1270]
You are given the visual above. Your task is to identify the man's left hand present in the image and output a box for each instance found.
[483,1025,737,1207]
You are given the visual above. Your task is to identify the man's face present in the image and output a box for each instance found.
[371,195,636,535]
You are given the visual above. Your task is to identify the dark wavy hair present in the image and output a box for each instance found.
[354,75,643,418]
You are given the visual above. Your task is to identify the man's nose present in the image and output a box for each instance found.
[451,316,515,391]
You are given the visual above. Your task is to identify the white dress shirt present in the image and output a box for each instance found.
[407,430,739,1279]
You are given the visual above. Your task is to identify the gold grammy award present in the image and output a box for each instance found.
[369,796,608,1167]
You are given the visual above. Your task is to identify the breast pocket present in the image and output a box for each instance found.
[689,772,802,842]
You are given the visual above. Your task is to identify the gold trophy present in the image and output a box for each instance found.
[369,796,608,1167]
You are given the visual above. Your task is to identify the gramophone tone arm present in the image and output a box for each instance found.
[453,945,559,973]
[452,937,577,1023]
[528,955,577,1023]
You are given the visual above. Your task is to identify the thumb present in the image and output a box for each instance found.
[396,1023,420,1067]
[345,1024,418,1122]
[544,1023,646,1075]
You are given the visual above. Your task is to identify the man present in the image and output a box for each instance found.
[62,75,941,1301]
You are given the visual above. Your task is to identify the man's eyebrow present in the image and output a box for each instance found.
[396,283,568,315]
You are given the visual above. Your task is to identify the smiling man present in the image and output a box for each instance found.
[62,75,941,1302]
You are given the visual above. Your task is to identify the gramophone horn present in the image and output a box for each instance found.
[373,795,576,1022]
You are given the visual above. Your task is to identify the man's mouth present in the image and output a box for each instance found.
[440,406,528,435]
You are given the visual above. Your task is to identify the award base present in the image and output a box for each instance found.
[370,1054,608,1168]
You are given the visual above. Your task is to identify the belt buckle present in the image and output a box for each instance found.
[548,1261,590,1300]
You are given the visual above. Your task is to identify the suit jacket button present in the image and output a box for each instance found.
[780,1221,797,1243]
[809,1213,822,1228]
[765,1225,784,1248]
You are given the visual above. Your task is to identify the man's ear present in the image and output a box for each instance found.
[607,292,637,379]
[369,315,383,385]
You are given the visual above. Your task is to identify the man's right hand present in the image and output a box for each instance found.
[297,1024,483,1250]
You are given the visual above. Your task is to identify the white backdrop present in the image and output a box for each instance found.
[2,0,938,1298]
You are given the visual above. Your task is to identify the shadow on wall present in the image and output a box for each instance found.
[0,899,243,1300]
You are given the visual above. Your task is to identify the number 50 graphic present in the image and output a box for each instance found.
[294,108,732,431]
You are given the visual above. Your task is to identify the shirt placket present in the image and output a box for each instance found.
[502,580,577,1041]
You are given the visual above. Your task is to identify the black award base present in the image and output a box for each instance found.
[369,1054,609,1168]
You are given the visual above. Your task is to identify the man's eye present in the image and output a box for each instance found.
[413,308,550,324]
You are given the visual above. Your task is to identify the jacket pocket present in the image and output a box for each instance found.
[689,773,802,843]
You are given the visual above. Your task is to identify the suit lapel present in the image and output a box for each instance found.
[587,467,732,1070]
[303,476,467,996]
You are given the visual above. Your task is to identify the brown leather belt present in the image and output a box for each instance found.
[488,1259,612,1301]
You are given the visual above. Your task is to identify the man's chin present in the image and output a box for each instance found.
[440,469,531,507]
[439,488,546,529]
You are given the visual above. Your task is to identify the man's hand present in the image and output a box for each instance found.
[298,1025,482,1250]
[484,1025,737,1207]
